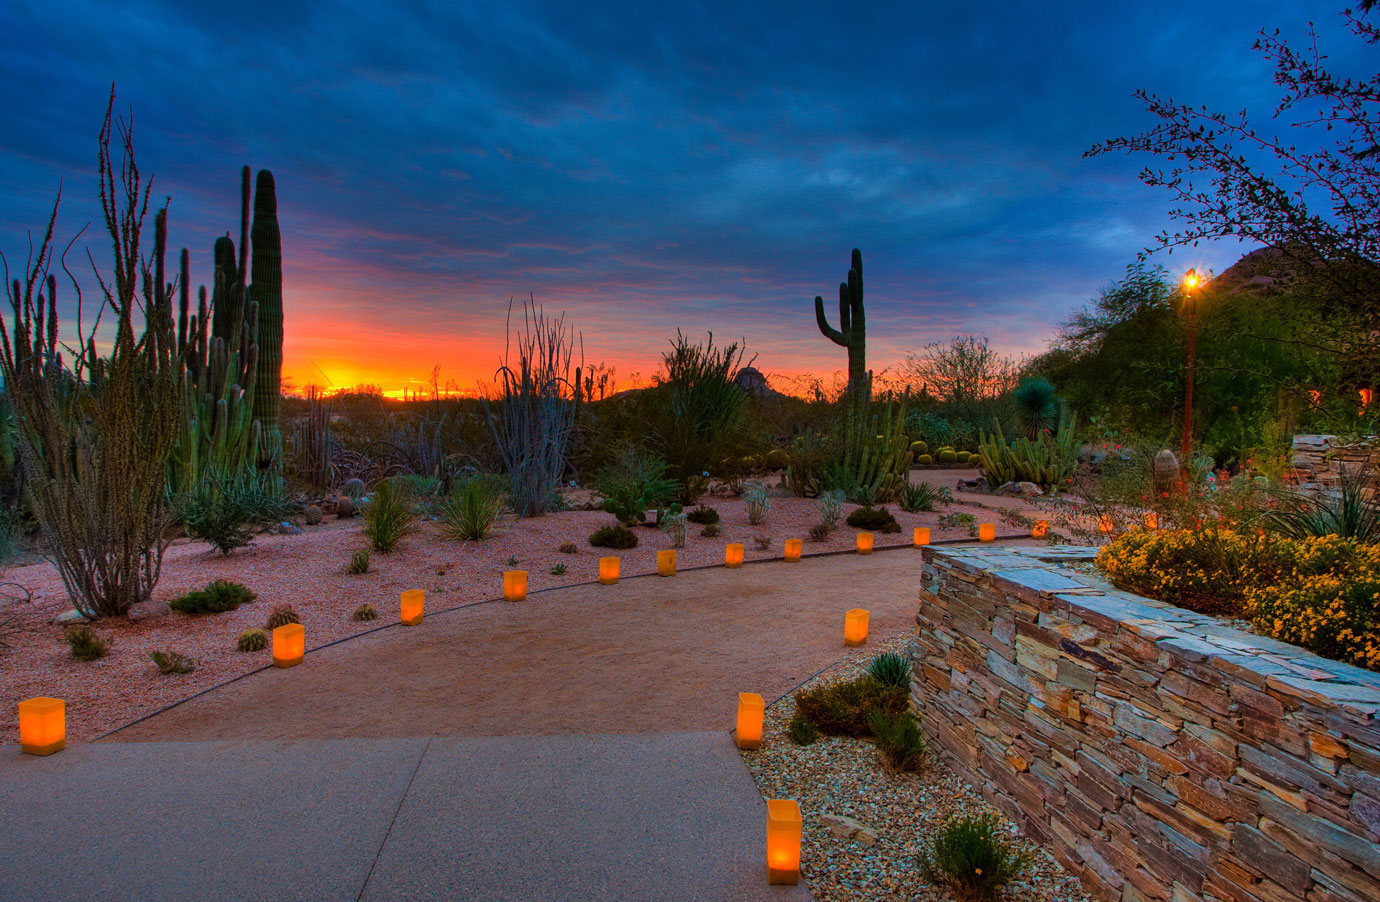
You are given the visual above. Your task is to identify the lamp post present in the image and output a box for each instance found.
[1180,269,1202,468]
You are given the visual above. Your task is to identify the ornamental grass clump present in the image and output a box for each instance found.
[149,648,195,675]
[362,477,414,553]
[868,709,926,773]
[785,713,819,746]
[345,549,371,574]
[64,624,110,661]
[169,579,256,614]
[438,474,506,541]
[898,481,945,513]
[920,814,1031,902]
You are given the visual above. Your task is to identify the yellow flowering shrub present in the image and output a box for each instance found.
[1097,529,1380,671]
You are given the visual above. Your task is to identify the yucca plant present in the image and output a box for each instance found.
[867,652,913,688]
[439,474,506,541]
[362,477,414,553]
[1012,377,1060,440]
[920,814,1031,902]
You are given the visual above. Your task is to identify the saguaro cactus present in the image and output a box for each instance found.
[814,248,869,402]
[249,169,284,487]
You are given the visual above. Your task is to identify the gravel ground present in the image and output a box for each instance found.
[739,632,1091,902]
[0,480,1024,743]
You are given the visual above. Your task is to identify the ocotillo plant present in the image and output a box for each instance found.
[250,169,284,492]
[814,248,870,403]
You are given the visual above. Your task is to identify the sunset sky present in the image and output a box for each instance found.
[0,1,1360,396]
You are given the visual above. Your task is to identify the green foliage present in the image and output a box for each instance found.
[786,713,819,746]
[590,524,639,549]
[345,549,371,574]
[906,411,955,448]
[794,675,910,737]
[249,169,285,491]
[868,709,926,772]
[175,469,298,555]
[920,815,1031,902]
[866,652,913,688]
[150,648,195,675]
[832,397,913,501]
[938,511,978,535]
[846,506,901,533]
[816,490,846,530]
[169,579,256,614]
[763,448,789,470]
[236,628,268,652]
[1267,470,1380,544]
[264,604,300,630]
[1012,377,1060,439]
[744,482,771,525]
[976,411,1077,489]
[686,505,719,524]
[438,474,507,541]
[351,603,378,622]
[784,428,836,497]
[898,481,943,513]
[917,453,933,465]
[550,562,568,575]
[648,332,753,497]
[596,445,678,526]
[363,478,414,553]
[304,505,323,525]
[64,624,109,661]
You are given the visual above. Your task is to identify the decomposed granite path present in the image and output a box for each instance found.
[0,545,955,901]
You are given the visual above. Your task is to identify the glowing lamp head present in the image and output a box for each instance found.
[18,697,65,756]
[1182,268,1201,292]
[844,608,870,647]
[855,532,874,554]
[401,589,425,625]
[272,622,305,668]
[783,539,802,562]
[913,527,930,547]
[657,549,677,577]
[503,571,527,602]
[599,556,620,585]
[978,522,996,542]
[765,799,802,884]
[736,692,765,750]
[725,543,745,568]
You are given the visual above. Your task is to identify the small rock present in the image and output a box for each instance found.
[54,609,86,623]
[1016,481,1044,497]
[997,481,1021,496]
[273,522,302,536]
[821,812,879,846]
[127,600,171,622]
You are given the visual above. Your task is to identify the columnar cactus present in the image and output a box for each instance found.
[250,169,284,489]
[814,248,869,402]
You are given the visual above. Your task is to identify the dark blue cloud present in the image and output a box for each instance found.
[0,0,1360,386]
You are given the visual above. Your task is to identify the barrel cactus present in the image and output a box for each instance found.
[344,478,366,500]
[236,628,268,652]
[918,454,933,465]
[335,496,356,518]
[264,605,300,630]
[304,505,323,525]
[938,449,958,464]
[910,440,928,457]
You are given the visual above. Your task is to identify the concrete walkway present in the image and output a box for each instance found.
[0,546,973,901]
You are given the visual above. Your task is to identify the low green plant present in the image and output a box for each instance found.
[175,469,298,555]
[438,474,506,541]
[848,484,877,507]
[362,478,414,553]
[898,481,943,513]
[816,489,846,530]
[150,648,195,675]
[794,675,909,737]
[506,555,519,566]
[752,533,772,551]
[744,481,771,525]
[169,579,256,614]
[596,445,678,526]
[590,524,639,549]
[920,814,1031,902]
[660,511,688,548]
[869,709,925,772]
[1267,470,1380,543]
[346,549,371,574]
[846,506,901,533]
[976,412,1077,490]
[550,562,568,576]
[786,713,819,746]
[701,523,722,538]
[264,605,300,630]
[938,511,978,535]
[236,628,268,652]
[64,624,109,661]
[351,603,378,622]
[686,505,720,525]
[867,652,912,688]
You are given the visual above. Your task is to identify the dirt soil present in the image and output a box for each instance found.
[110,549,926,741]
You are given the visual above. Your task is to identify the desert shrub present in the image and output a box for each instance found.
[846,506,900,533]
[808,522,832,542]
[362,478,414,553]
[64,624,109,661]
[906,410,956,448]
[869,709,926,773]
[920,814,1031,902]
[660,512,688,548]
[175,469,299,555]
[816,490,846,530]
[149,648,195,675]
[550,562,568,575]
[786,713,819,746]
[590,524,639,549]
[559,541,578,554]
[264,605,300,630]
[701,523,722,538]
[395,473,441,500]
[596,445,678,526]
[438,474,506,541]
[744,482,771,525]
[938,511,978,535]
[847,483,877,507]
[867,652,912,688]
[686,505,720,525]
[351,603,378,622]
[345,549,371,574]
[169,579,256,614]
[650,332,754,497]
[784,427,837,497]
[898,481,943,513]
[794,675,910,737]
[236,628,268,652]
[752,533,772,551]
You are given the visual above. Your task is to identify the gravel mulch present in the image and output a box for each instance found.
[738,632,1091,902]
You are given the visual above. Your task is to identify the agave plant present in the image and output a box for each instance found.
[1266,469,1380,544]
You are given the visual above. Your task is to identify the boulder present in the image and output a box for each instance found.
[54,609,86,624]
[820,813,878,847]
[127,600,170,622]
[1017,481,1044,497]
[997,481,1021,496]
[272,522,302,536]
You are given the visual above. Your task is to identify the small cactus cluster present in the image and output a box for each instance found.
[914,442,974,466]
[237,628,269,652]
[304,505,323,525]
[264,605,300,630]
[350,603,378,622]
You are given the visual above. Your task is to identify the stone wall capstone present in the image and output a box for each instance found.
[911,544,1380,902]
